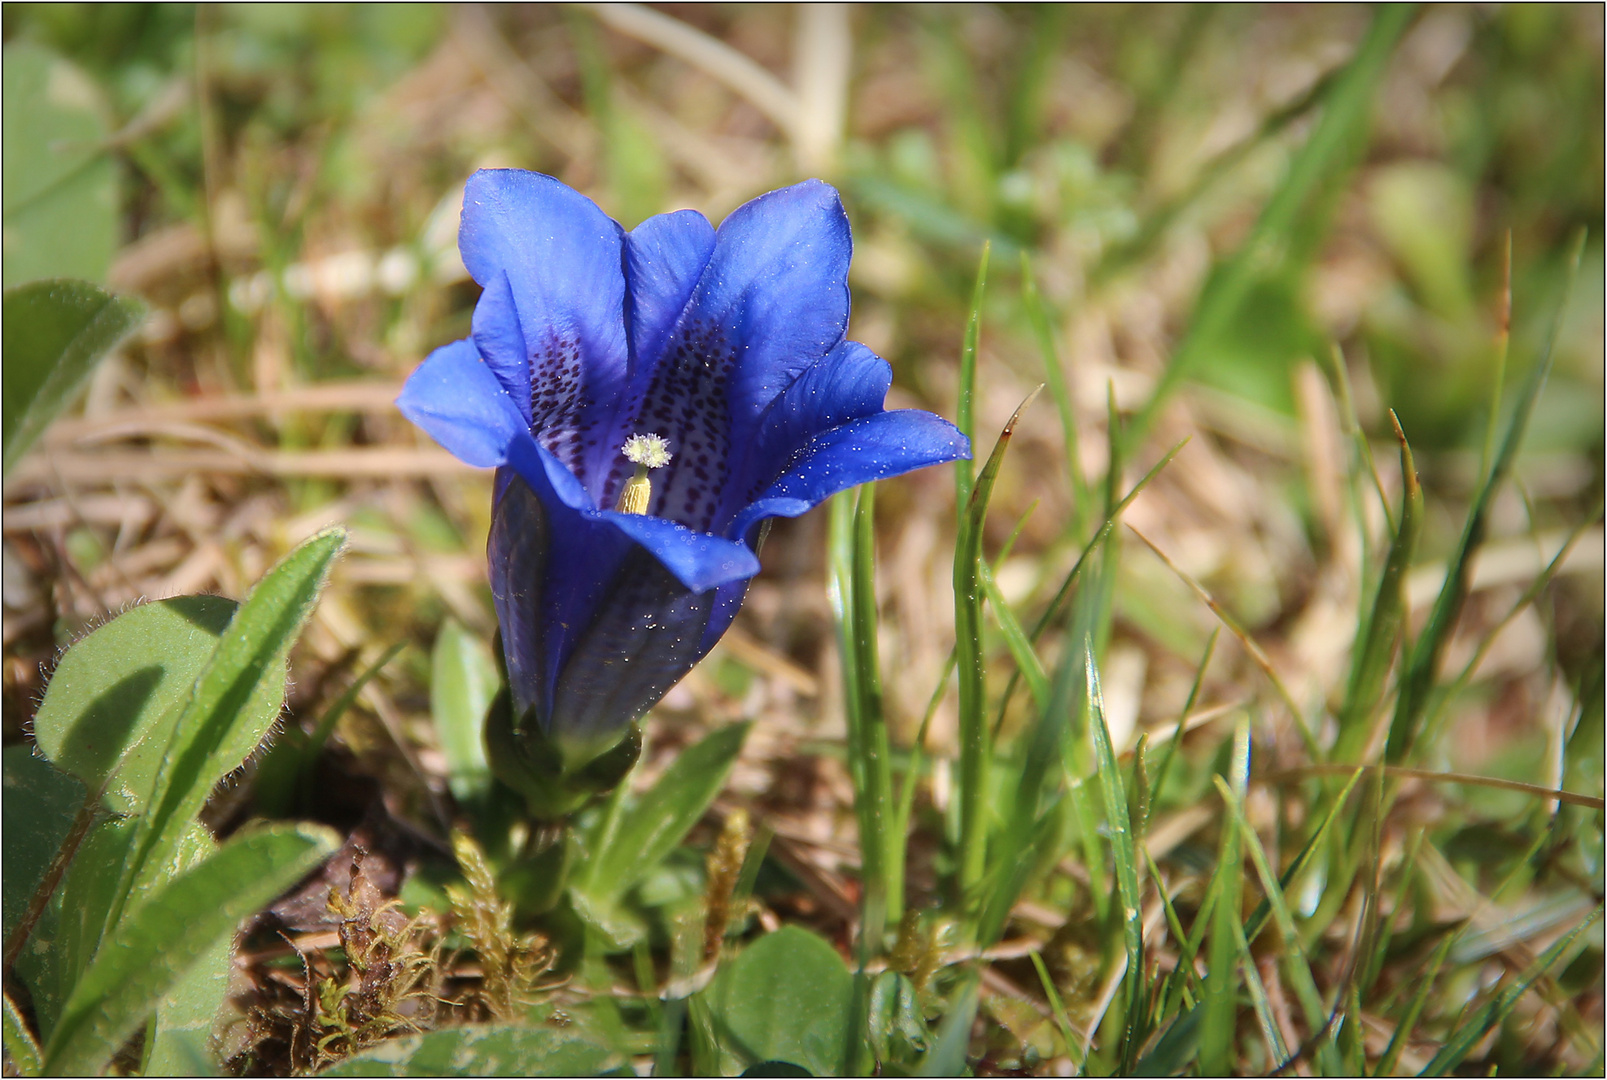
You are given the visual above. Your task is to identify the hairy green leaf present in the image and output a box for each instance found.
[42,823,338,1077]
[2,279,144,476]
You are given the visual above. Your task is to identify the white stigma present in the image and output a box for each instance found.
[616,434,672,515]
[621,433,672,470]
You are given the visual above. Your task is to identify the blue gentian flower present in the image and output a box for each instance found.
[399,170,969,798]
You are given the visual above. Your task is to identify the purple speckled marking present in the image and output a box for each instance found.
[573,316,737,530]
[527,328,596,478]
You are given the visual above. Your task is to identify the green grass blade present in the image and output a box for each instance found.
[975,629,1075,946]
[1030,951,1081,1064]
[1133,1004,1204,1077]
[849,485,897,943]
[1130,524,1319,758]
[954,242,989,509]
[1419,903,1603,1077]
[1373,924,1456,1077]
[1149,629,1218,822]
[1232,916,1292,1068]
[1214,774,1343,1076]
[1128,3,1415,450]
[305,641,404,778]
[1200,720,1250,1076]
[1424,493,1605,747]
[41,822,338,1077]
[1144,849,1202,1006]
[1087,649,1147,1069]
[1334,414,1422,761]
[917,971,978,1077]
[954,392,1036,912]
[979,560,1050,713]
[1386,231,1584,763]
[575,722,750,908]
[4,987,41,1077]
[1244,766,1365,943]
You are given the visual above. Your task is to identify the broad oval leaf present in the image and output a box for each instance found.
[318,1023,624,1077]
[41,822,339,1078]
[1,279,145,477]
[708,926,854,1078]
[31,596,240,815]
[1,745,84,944]
[1,43,118,289]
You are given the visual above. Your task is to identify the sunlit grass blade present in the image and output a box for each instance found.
[1094,50,1333,286]
[3,988,41,1078]
[848,485,897,944]
[978,560,1050,714]
[1214,775,1343,1077]
[1132,1004,1204,1078]
[1199,719,1249,1076]
[1232,916,1292,1068]
[954,242,988,508]
[1030,951,1081,1064]
[1422,493,1605,751]
[954,390,1037,914]
[1478,231,1514,482]
[1386,231,1584,763]
[1333,413,1421,761]
[1418,903,1603,1077]
[975,629,1072,946]
[1143,849,1202,1006]
[1086,649,1147,1069]
[1127,2,1415,450]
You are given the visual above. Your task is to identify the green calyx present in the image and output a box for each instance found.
[483,686,643,821]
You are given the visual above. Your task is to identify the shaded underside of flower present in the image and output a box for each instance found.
[398,170,970,779]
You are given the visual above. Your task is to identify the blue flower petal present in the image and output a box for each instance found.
[545,551,720,764]
[396,339,527,468]
[629,180,852,532]
[459,170,630,499]
[717,340,891,531]
[625,209,717,374]
[486,467,557,723]
[471,271,532,425]
[504,418,595,513]
[704,180,853,430]
[728,410,971,541]
[489,460,753,768]
[601,512,760,593]
[491,452,635,727]
[699,578,750,654]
